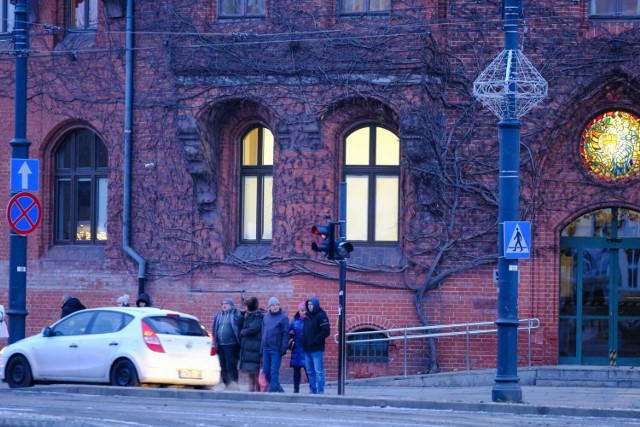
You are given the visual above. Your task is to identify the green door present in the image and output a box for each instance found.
[559,208,640,366]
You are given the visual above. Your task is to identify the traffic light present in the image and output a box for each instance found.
[334,240,353,260]
[311,222,335,260]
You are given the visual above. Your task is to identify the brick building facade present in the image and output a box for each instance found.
[0,1,639,380]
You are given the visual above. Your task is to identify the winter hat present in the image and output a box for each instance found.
[222,298,234,306]
[268,297,280,307]
[298,302,306,310]
[117,294,130,305]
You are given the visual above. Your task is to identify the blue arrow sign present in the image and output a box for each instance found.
[503,221,531,259]
[11,159,39,192]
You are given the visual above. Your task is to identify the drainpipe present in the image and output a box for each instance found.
[123,0,147,294]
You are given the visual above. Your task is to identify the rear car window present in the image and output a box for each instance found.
[143,316,207,336]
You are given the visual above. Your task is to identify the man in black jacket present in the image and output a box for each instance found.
[301,297,330,394]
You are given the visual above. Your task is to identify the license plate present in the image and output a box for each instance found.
[178,369,202,379]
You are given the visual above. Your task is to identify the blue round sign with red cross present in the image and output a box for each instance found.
[7,192,41,235]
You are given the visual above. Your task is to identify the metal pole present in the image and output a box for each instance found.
[8,0,31,344]
[337,182,347,395]
[492,0,523,403]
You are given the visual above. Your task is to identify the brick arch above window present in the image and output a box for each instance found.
[346,315,398,333]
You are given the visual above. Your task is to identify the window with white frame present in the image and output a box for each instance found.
[589,0,640,17]
[340,0,391,15]
[240,126,273,242]
[219,0,266,18]
[1,1,14,33]
[344,125,399,243]
[55,129,108,244]
[68,0,98,30]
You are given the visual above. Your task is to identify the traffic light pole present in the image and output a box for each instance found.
[337,182,347,395]
[8,0,31,344]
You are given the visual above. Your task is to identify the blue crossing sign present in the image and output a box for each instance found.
[503,221,531,259]
[10,159,39,192]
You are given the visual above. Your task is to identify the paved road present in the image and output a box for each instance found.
[0,387,638,427]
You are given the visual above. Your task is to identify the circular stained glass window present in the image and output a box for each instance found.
[581,111,640,182]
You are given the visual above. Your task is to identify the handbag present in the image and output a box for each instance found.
[258,369,269,392]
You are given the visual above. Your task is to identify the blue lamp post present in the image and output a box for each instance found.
[8,0,31,343]
[473,0,547,403]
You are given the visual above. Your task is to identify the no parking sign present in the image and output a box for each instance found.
[7,192,41,235]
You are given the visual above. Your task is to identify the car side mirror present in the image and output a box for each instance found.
[42,327,53,337]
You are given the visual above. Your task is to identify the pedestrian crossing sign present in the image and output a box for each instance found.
[503,221,531,259]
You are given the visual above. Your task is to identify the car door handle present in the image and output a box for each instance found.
[69,344,78,348]
[109,342,119,346]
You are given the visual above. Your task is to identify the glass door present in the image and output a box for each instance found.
[559,208,640,366]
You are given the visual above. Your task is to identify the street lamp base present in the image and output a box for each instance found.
[492,380,523,403]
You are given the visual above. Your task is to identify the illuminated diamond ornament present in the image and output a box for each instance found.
[473,49,547,120]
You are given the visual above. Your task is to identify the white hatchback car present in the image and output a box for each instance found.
[0,307,221,389]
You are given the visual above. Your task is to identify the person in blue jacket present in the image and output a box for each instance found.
[288,302,308,393]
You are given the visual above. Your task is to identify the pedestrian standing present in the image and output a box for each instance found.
[136,292,152,307]
[261,297,289,393]
[213,298,242,391]
[116,294,130,307]
[61,294,86,318]
[239,296,265,392]
[289,302,308,393]
[301,297,330,394]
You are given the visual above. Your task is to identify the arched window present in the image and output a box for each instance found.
[344,125,399,243]
[54,129,108,244]
[240,125,273,242]
[347,328,389,363]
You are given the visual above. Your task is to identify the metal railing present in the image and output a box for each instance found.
[339,318,540,376]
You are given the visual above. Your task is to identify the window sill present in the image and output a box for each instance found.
[42,245,106,262]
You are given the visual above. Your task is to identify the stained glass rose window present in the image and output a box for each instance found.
[580,111,640,182]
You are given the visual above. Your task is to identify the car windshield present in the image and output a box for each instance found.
[143,316,207,336]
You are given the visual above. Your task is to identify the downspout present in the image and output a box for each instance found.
[123,0,147,294]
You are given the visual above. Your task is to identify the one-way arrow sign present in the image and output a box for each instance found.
[10,159,39,192]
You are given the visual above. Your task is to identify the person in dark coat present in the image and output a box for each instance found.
[289,302,308,393]
[239,296,265,392]
[136,292,152,307]
[301,297,330,394]
[60,294,86,318]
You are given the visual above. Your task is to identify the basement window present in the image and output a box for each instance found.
[347,328,389,363]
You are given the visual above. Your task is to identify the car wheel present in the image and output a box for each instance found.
[110,359,140,387]
[6,355,33,388]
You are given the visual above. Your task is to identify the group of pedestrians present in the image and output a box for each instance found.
[60,292,153,319]
[213,295,330,394]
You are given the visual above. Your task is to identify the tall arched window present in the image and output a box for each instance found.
[344,125,399,243]
[54,129,108,244]
[240,125,273,242]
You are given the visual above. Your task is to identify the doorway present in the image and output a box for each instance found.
[559,208,640,365]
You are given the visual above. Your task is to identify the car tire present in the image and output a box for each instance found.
[6,355,34,388]
[110,359,140,387]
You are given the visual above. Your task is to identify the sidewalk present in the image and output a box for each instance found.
[14,378,640,420]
